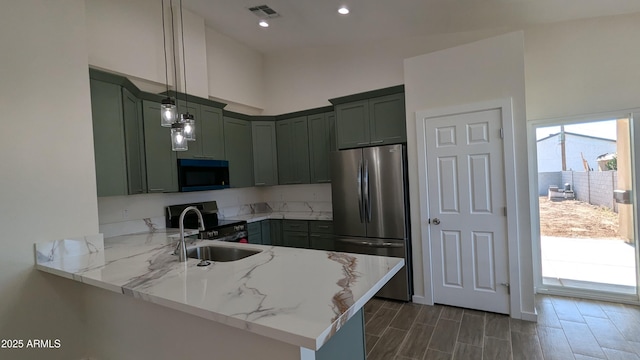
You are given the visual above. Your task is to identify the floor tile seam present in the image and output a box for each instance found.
[382,309,409,360]
[600,346,640,357]
[395,321,432,360]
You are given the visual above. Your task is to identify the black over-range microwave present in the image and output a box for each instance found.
[177,159,230,192]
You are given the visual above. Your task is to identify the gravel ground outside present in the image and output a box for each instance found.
[538,196,621,239]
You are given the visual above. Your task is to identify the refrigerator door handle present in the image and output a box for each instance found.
[357,160,364,223]
[363,159,371,222]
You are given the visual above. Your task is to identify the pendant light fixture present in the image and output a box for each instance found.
[160,0,177,127]
[178,0,196,143]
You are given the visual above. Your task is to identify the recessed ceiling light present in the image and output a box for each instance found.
[338,6,349,15]
[259,19,269,27]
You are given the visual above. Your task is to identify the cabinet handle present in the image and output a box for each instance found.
[255,182,266,186]
[357,142,369,145]
[370,140,384,144]
[317,180,331,183]
[317,225,329,229]
[149,188,165,192]
[310,234,322,238]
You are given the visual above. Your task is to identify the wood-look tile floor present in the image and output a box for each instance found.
[364,295,640,360]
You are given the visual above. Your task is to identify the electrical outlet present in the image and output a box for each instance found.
[123,209,129,219]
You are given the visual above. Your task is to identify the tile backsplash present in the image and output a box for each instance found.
[97,183,332,226]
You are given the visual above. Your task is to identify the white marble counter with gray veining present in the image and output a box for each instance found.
[225,211,333,223]
[34,230,403,351]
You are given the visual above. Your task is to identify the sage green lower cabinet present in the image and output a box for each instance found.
[247,222,262,245]
[223,117,254,188]
[315,309,365,360]
[260,220,271,245]
[308,112,333,183]
[270,219,283,246]
[142,100,178,193]
[252,121,278,186]
[90,79,146,197]
[309,221,334,251]
[277,116,310,184]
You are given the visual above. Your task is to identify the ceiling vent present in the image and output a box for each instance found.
[248,4,281,19]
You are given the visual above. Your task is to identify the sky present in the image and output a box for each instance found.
[536,119,618,141]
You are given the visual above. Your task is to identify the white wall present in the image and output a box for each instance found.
[206,28,265,112]
[0,1,98,359]
[525,12,640,120]
[404,32,534,316]
[262,28,511,114]
[86,0,265,109]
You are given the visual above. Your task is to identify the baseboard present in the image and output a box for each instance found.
[520,310,538,322]
[411,295,432,305]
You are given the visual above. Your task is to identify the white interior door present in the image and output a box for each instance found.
[423,108,510,314]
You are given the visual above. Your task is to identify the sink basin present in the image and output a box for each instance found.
[186,245,261,262]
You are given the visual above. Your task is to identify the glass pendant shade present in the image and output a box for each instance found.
[180,113,196,141]
[171,123,188,151]
[161,98,177,127]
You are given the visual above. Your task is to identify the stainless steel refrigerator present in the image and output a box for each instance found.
[331,144,412,301]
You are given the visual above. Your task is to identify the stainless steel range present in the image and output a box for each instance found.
[165,201,248,242]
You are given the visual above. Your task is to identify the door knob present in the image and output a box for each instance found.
[431,218,440,225]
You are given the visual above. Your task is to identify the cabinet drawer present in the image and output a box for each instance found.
[282,220,309,232]
[310,233,334,251]
[282,231,310,249]
[309,221,333,234]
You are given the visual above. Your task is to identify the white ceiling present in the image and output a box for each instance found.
[183,0,640,53]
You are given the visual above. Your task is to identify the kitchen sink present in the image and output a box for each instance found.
[186,245,261,262]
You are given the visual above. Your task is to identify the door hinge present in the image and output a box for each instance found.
[501,282,510,294]
[503,207,507,217]
[499,127,504,139]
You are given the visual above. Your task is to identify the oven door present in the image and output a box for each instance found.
[335,237,411,301]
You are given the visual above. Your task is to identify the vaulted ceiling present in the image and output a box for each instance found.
[184,0,640,53]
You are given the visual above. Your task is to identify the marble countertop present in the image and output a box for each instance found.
[35,230,403,350]
[225,211,332,223]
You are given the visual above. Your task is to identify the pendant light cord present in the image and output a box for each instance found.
[179,0,189,109]
[161,0,169,95]
[170,0,180,113]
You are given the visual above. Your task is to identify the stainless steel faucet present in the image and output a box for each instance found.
[174,206,205,262]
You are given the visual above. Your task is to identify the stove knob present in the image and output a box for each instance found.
[213,230,219,236]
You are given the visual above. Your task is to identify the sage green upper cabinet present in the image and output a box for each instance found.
[308,112,334,183]
[223,117,253,188]
[369,93,406,144]
[121,87,146,195]
[90,79,145,197]
[335,92,406,149]
[251,121,278,186]
[176,101,224,160]
[335,100,369,149]
[142,100,178,193]
[277,116,310,185]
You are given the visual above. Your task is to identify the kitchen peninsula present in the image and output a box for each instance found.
[35,230,403,359]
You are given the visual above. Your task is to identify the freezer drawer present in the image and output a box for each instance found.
[335,237,411,301]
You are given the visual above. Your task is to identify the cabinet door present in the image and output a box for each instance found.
[122,87,146,194]
[369,93,406,144]
[176,100,201,159]
[276,120,293,184]
[335,100,370,149]
[277,117,310,184]
[328,111,337,152]
[270,219,282,246]
[252,121,278,186]
[310,233,335,251]
[308,113,331,183]
[282,231,310,249]
[200,105,225,159]
[142,100,178,193]
[90,79,127,197]
[223,117,253,188]
[261,220,271,245]
[247,222,262,244]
